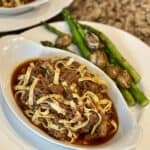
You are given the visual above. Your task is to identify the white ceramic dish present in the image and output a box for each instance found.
[0,0,73,32]
[0,0,48,15]
[0,35,140,150]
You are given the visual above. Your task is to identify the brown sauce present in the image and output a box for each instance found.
[11,58,119,146]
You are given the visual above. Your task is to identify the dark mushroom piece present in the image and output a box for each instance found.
[85,32,100,50]
[90,50,108,69]
[117,70,131,89]
[41,41,54,47]
[55,34,72,48]
[106,65,120,80]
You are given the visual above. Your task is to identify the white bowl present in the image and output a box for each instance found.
[0,35,140,150]
[0,0,48,15]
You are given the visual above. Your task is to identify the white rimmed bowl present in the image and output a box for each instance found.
[0,35,140,150]
[0,0,48,15]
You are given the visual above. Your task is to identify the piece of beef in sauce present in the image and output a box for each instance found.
[60,68,81,84]
[77,80,107,97]
[78,112,99,134]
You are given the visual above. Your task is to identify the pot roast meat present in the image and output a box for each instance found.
[49,84,65,95]
[63,87,73,99]
[60,68,81,84]
[78,80,107,96]
[48,128,68,141]
[79,112,99,134]
[34,79,50,98]
[59,102,76,120]
[84,120,111,141]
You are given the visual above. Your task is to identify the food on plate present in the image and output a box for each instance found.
[55,34,72,48]
[11,57,118,145]
[41,9,149,107]
[0,0,35,7]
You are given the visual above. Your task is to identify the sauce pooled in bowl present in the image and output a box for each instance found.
[11,57,118,145]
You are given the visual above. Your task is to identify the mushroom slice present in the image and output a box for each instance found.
[55,34,72,48]
[85,32,100,50]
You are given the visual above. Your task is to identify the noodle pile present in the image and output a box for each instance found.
[12,57,118,145]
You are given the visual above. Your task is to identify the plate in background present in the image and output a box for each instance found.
[0,0,73,32]
[0,0,48,15]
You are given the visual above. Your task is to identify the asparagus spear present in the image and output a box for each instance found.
[63,9,90,58]
[79,24,149,106]
[41,40,73,53]
[43,21,85,45]
[120,88,136,106]
[109,55,149,106]
[63,9,150,107]
[43,10,149,107]
[76,21,86,38]
[62,9,136,106]
[43,22,64,36]
[129,83,149,107]
[81,24,141,83]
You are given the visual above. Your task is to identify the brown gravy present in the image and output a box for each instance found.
[11,58,118,146]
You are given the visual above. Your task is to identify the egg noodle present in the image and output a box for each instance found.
[12,57,118,145]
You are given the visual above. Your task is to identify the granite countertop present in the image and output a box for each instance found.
[0,0,149,47]
[69,0,150,46]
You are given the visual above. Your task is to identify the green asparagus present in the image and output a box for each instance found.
[129,83,149,107]
[81,24,141,83]
[109,52,149,106]
[63,9,90,58]
[120,88,136,106]
[43,22,64,36]
[42,10,149,107]
[62,9,137,106]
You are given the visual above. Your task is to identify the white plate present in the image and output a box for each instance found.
[0,36,139,150]
[0,22,150,150]
[0,0,73,32]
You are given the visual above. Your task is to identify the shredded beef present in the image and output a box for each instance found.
[79,112,99,134]
[60,68,81,84]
